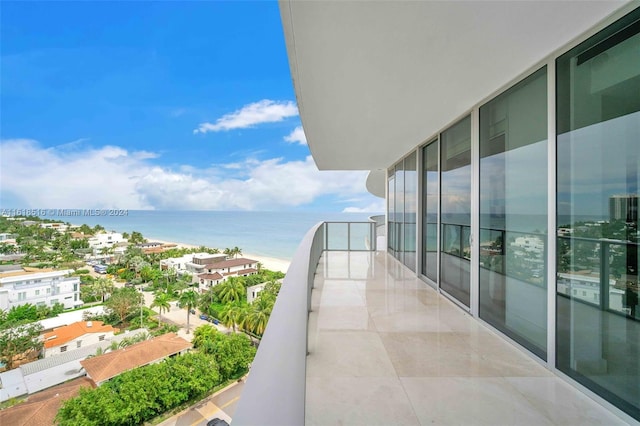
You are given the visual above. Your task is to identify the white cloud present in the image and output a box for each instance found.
[0,139,379,212]
[284,126,307,145]
[194,100,298,134]
[342,200,385,213]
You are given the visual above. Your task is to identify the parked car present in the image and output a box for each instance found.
[207,418,229,426]
[190,308,196,314]
[199,314,208,320]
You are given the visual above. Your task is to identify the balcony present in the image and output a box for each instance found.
[233,222,628,425]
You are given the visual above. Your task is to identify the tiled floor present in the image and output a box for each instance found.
[305,251,630,425]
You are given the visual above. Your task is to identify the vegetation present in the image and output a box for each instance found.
[0,302,64,323]
[178,290,199,333]
[191,324,255,379]
[56,352,222,426]
[0,321,43,370]
[104,287,143,325]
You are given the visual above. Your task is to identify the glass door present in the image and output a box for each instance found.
[440,116,472,307]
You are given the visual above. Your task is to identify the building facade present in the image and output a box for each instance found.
[0,269,82,311]
[281,1,640,422]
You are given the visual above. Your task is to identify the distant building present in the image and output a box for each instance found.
[160,252,226,276]
[39,222,70,233]
[247,283,266,303]
[609,194,638,222]
[87,232,127,252]
[0,269,82,311]
[199,257,258,286]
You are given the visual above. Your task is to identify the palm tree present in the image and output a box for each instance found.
[219,302,249,333]
[217,277,245,304]
[94,277,115,302]
[248,297,272,336]
[151,292,171,323]
[178,290,199,334]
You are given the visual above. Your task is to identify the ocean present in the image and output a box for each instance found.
[56,210,378,261]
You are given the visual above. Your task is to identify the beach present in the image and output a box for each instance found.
[148,237,291,274]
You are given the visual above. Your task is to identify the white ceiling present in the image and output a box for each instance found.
[280,0,632,172]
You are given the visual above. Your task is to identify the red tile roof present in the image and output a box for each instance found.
[199,272,224,280]
[79,333,191,385]
[0,377,93,426]
[43,321,118,349]
[204,257,258,269]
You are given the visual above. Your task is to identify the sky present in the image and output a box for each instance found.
[0,1,384,213]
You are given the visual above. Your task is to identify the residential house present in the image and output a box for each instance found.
[42,320,118,357]
[80,333,191,386]
[0,269,82,311]
[197,257,258,291]
[87,231,127,254]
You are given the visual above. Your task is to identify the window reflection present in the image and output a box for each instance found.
[479,67,548,357]
[556,8,639,420]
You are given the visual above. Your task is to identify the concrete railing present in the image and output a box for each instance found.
[232,221,375,426]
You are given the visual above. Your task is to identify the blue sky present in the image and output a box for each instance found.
[0,1,383,212]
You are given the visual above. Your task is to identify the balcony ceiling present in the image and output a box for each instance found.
[280,1,629,171]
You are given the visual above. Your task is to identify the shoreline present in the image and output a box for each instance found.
[147,237,291,274]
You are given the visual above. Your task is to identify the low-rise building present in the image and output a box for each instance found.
[80,333,191,386]
[87,231,127,252]
[0,269,82,311]
[42,321,118,357]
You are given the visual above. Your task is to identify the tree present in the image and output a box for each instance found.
[178,290,199,334]
[105,287,142,324]
[93,277,115,303]
[129,231,146,245]
[151,292,171,323]
[0,321,43,370]
[216,277,245,304]
[247,297,272,336]
[219,302,248,333]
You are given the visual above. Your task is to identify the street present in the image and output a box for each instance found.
[157,379,244,426]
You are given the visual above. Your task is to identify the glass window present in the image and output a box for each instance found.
[556,8,640,420]
[422,140,439,282]
[395,161,405,263]
[388,170,396,254]
[440,116,471,306]
[479,67,548,358]
[404,152,417,271]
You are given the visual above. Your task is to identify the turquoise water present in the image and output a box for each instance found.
[58,210,375,260]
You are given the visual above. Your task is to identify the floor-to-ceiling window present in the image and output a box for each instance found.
[388,170,396,256]
[557,8,639,419]
[440,116,471,307]
[422,140,439,282]
[479,68,548,358]
[404,152,417,272]
[388,154,417,271]
[395,161,405,264]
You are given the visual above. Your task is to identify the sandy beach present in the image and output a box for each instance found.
[147,237,291,274]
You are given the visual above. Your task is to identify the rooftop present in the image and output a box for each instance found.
[205,257,257,269]
[80,333,191,385]
[43,320,117,349]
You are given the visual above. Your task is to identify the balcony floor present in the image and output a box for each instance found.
[306,251,628,425]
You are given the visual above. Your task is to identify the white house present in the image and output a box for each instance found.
[246,283,266,304]
[42,320,118,357]
[0,269,82,311]
[196,257,259,292]
[161,252,226,277]
[87,232,127,252]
